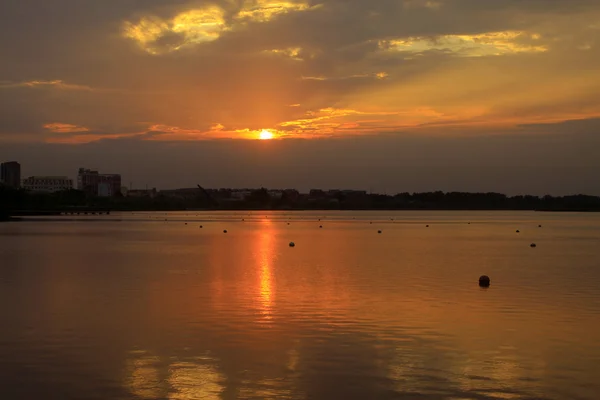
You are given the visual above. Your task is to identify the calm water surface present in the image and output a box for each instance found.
[1,211,599,399]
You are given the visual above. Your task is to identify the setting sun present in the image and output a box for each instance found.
[259,129,274,140]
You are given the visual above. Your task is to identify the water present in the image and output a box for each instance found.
[0,211,599,400]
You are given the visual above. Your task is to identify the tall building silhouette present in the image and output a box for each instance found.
[77,168,121,197]
[1,161,21,188]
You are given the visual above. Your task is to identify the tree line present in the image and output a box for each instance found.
[2,186,600,214]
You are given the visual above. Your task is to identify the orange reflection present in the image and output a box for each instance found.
[169,360,225,400]
[124,350,164,399]
[256,220,276,322]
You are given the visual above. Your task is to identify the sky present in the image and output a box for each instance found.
[1,0,600,194]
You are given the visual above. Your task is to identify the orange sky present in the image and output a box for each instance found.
[1,1,600,193]
[0,0,599,144]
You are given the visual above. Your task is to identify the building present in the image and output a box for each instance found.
[22,176,73,193]
[127,188,157,198]
[1,161,21,188]
[77,168,122,197]
[159,188,199,200]
[267,190,283,199]
[230,190,252,201]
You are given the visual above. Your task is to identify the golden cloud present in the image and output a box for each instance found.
[301,72,389,80]
[43,123,90,133]
[123,1,314,55]
[123,6,227,54]
[0,80,94,91]
[147,123,288,140]
[277,107,404,134]
[263,47,304,60]
[45,133,141,144]
[382,31,548,57]
[235,0,312,23]
[402,0,442,10]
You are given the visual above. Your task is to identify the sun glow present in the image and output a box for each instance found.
[259,129,274,140]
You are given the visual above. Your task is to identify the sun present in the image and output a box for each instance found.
[259,129,274,140]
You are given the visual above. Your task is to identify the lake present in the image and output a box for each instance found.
[0,211,599,399]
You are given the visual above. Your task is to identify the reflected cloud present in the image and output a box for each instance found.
[125,351,225,400]
[238,378,294,399]
[124,350,165,399]
[169,359,225,400]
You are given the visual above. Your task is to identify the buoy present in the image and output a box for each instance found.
[538,225,542,228]
[516,230,520,233]
[200,225,203,228]
[530,243,537,248]
[319,225,323,228]
[185,223,188,225]
[426,225,429,228]
[223,230,228,233]
[378,230,382,234]
[370,222,372,224]
[289,242,295,247]
[479,275,491,287]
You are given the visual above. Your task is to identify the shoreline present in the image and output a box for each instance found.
[2,208,597,223]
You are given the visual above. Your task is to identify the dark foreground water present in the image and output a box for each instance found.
[1,211,599,400]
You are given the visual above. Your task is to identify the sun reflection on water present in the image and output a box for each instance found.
[256,220,276,323]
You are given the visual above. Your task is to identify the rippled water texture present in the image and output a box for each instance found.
[1,211,599,399]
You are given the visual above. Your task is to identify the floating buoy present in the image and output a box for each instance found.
[479,275,491,287]
[185,223,187,225]
[200,225,203,228]
[538,225,542,228]
[516,230,520,233]
[319,225,323,228]
[223,230,228,233]
[378,230,382,234]
[426,225,429,228]
[289,242,295,247]
[530,243,537,248]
